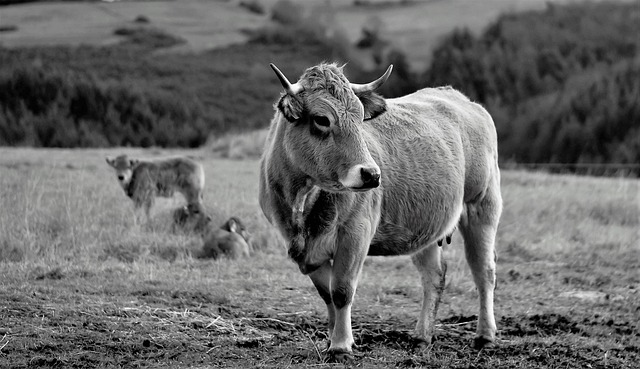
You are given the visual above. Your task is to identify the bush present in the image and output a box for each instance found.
[134,15,151,24]
[271,0,304,25]
[0,24,18,33]
[239,0,265,15]
[0,66,207,147]
[113,27,185,49]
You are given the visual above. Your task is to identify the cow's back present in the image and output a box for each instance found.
[366,87,498,254]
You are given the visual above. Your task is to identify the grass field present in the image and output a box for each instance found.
[0,147,638,368]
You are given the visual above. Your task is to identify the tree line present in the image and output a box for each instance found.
[419,2,640,166]
[0,1,638,170]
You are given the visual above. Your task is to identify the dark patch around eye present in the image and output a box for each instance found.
[313,116,330,127]
[308,115,331,138]
[309,123,329,138]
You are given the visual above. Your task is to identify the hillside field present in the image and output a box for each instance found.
[0,0,617,70]
[0,148,638,368]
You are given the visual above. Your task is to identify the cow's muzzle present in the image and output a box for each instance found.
[340,164,381,191]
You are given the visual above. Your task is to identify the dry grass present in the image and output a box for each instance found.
[207,129,268,160]
[0,147,282,266]
[0,147,638,367]
[0,146,637,286]
[0,1,268,52]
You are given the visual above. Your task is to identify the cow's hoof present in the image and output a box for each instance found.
[327,348,354,363]
[410,331,433,349]
[473,335,494,350]
[414,339,432,350]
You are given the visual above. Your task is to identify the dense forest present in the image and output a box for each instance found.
[421,2,640,166]
[0,1,638,169]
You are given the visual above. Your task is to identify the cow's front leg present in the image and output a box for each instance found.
[327,224,371,360]
[308,260,335,343]
[411,243,446,345]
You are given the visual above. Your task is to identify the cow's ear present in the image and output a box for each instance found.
[228,220,238,233]
[277,94,303,122]
[106,157,115,167]
[355,91,387,120]
[129,159,139,167]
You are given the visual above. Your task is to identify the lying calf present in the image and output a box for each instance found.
[199,217,252,260]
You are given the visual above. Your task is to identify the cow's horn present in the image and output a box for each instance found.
[270,63,304,96]
[350,64,393,93]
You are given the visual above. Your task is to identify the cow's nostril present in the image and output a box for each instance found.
[118,175,124,181]
[360,167,381,187]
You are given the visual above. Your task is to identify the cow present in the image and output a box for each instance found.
[199,217,252,259]
[259,62,502,361]
[106,154,205,218]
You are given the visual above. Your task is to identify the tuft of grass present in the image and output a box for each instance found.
[239,0,265,15]
[207,129,268,160]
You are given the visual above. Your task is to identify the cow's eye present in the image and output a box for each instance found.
[312,115,331,130]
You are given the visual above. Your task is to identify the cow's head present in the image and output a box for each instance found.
[105,154,139,190]
[271,62,393,192]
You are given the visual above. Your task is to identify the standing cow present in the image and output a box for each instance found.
[259,63,502,361]
[106,154,205,218]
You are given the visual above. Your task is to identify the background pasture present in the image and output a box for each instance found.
[2,1,638,169]
[0,0,639,367]
[0,148,638,367]
[1,0,599,69]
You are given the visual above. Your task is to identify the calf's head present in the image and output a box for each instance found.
[222,216,252,245]
[106,154,139,191]
[172,205,212,234]
[271,63,392,192]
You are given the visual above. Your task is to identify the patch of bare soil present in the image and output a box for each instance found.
[1,282,638,369]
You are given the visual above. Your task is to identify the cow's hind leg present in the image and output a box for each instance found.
[411,243,446,346]
[459,182,502,349]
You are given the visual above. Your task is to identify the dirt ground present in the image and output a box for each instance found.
[1,258,638,368]
[0,151,638,368]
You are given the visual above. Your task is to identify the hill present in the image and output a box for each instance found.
[0,1,638,172]
[0,0,613,71]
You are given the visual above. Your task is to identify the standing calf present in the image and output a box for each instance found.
[106,154,205,218]
[259,63,502,361]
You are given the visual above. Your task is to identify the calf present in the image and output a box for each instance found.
[106,154,205,218]
[199,217,252,260]
[172,205,212,234]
